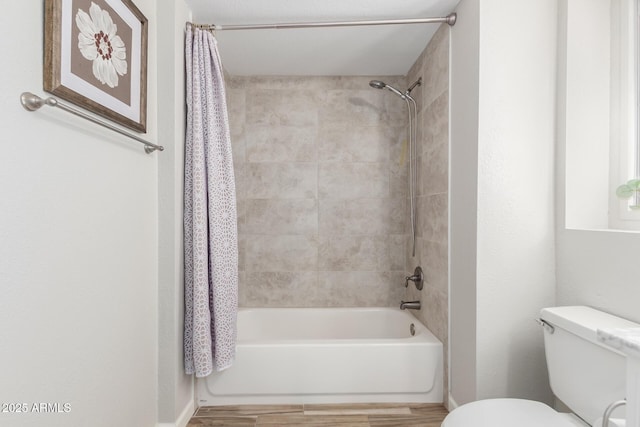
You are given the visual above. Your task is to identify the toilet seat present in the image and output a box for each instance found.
[442,398,585,427]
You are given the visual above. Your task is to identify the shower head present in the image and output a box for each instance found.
[369,80,406,99]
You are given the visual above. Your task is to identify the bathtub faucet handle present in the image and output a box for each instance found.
[405,266,424,290]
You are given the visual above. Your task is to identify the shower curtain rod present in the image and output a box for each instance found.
[188,12,456,31]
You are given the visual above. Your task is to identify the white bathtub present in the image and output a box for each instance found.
[196,307,443,405]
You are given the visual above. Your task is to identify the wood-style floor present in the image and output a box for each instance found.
[188,403,448,426]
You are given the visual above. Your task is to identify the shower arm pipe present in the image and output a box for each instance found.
[188,13,456,31]
[20,92,163,154]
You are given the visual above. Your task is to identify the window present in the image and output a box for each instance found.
[562,0,640,231]
[609,0,640,230]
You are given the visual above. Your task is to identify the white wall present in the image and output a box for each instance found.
[0,2,159,426]
[475,0,557,403]
[157,1,195,426]
[449,0,557,406]
[449,0,479,408]
[557,230,640,324]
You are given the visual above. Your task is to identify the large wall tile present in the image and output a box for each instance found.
[244,199,317,235]
[421,239,449,295]
[319,235,390,271]
[421,289,448,344]
[237,270,247,304]
[418,194,448,244]
[317,271,405,307]
[406,235,423,268]
[319,198,406,236]
[390,163,409,199]
[244,234,318,272]
[382,94,410,124]
[245,162,317,199]
[246,89,322,127]
[226,88,246,138]
[318,125,392,163]
[238,234,247,272]
[246,125,317,163]
[423,90,449,154]
[421,92,449,196]
[422,26,450,108]
[233,162,246,200]
[390,133,410,199]
[226,75,246,90]
[319,163,389,199]
[389,235,407,271]
[240,272,319,307]
[319,90,386,126]
[236,198,247,235]
[230,130,246,165]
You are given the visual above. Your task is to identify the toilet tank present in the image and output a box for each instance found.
[541,306,638,424]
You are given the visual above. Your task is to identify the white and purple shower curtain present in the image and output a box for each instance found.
[184,25,238,377]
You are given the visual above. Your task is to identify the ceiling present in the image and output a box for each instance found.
[185,0,461,76]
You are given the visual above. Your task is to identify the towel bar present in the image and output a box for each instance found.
[20,92,164,154]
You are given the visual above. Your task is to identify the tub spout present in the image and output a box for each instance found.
[400,300,421,310]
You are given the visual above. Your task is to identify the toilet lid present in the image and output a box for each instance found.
[442,399,581,427]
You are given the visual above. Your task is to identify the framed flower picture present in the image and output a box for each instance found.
[44,0,148,132]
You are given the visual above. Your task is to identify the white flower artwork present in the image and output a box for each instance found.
[75,2,128,88]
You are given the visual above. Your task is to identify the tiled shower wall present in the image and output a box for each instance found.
[226,76,411,307]
[403,25,450,402]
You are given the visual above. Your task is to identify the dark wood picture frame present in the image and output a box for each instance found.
[44,0,148,132]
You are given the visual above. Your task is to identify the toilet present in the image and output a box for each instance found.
[442,306,638,427]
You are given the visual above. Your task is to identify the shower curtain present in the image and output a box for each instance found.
[184,25,238,377]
